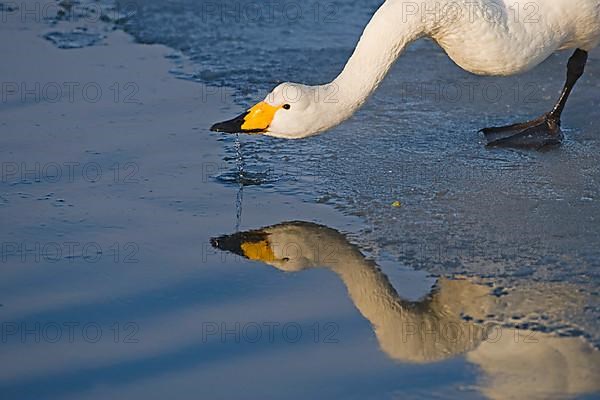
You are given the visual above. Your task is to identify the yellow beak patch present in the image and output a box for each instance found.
[241,102,281,132]
[241,239,276,262]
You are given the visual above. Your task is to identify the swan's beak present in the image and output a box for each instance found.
[210,231,276,262]
[210,101,279,134]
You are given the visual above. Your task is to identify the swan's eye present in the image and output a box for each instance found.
[282,104,291,110]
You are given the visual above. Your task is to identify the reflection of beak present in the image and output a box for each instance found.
[210,101,280,134]
[210,230,275,262]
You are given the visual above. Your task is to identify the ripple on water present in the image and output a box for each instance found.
[43,29,105,49]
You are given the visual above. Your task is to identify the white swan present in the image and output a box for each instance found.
[211,221,600,400]
[211,0,600,148]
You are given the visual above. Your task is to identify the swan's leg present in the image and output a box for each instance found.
[482,49,588,149]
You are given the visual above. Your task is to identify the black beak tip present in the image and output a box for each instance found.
[209,236,220,248]
[210,121,233,133]
[210,231,269,258]
[210,112,249,133]
[210,234,244,257]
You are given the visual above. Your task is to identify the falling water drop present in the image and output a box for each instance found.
[234,134,245,179]
[234,134,244,232]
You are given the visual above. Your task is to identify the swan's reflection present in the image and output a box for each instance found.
[212,221,600,400]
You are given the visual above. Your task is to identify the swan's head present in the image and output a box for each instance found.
[210,82,340,139]
[210,222,347,272]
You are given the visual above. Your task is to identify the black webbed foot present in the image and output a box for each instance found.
[479,49,588,151]
[481,114,563,150]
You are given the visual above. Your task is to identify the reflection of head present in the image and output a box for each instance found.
[212,221,600,398]
[211,221,359,272]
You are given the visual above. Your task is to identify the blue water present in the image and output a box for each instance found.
[120,0,379,100]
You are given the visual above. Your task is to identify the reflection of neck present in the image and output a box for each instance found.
[323,243,600,397]
[324,246,486,363]
[328,252,405,322]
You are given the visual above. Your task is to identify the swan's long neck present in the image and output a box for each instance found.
[329,1,426,114]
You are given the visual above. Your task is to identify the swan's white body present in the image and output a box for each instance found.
[217,0,600,139]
